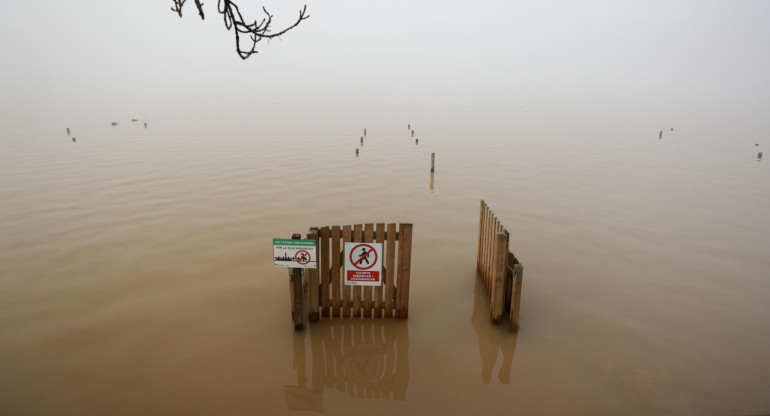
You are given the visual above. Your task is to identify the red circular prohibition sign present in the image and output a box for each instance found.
[294,250,311,265]
[349,243,378,270]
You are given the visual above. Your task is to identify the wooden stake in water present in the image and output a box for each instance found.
[307,229,320,323]
[360,136,363,146]
[66,127,70,135]
[411,130,414,137]
[415,138,419,145]
[408,123,411,130]
[72,137,76,143]
[356,148,359,157]
[431,152,435,173]
[759,152,763,160]
[659,130,663,140]
[290,233,304,331]
[364,128,367,137]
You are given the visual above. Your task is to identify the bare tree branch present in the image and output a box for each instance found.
[171,0,187,17]
[171,0,309,59]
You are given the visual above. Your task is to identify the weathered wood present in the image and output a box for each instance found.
[307,229,320,322]
[491,232,507,323]
[477,200,485,272]
[363,223,374,318]
[319,227,330,318]
[352,224,363,318]
[510,263,523,332]
[430,152,435,173]
[375,223,385,317]
[331,226,342,318]
[385,223,397,318]
[291,233,304,330]
[396,223,413,319]
[342,225,352,317]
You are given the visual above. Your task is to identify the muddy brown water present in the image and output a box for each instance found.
[1,114,769,415]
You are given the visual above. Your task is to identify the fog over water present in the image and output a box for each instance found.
[1,1,769,415]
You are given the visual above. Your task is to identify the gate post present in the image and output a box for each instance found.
[290,233,304,331]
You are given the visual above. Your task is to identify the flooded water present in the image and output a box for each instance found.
[1,101,769,416]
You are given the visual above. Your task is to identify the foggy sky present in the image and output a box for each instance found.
[1,0,768,138]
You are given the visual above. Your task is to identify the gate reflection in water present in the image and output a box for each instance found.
[472,275,518,384]
[285,319,409,412]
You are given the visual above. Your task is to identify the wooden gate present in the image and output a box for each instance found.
[476,200,523,331]
[289,223,413,330]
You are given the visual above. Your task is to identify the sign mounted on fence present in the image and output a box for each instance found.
[274,238,317,269]
[344,242,383,286]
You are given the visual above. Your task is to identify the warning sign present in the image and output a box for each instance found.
[344,242,383,286]
[273,239,317,269]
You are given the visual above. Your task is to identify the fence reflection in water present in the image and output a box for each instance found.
[472,275,518,384]
[284,319,409,412]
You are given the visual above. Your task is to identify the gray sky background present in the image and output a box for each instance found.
[1,0,769,138]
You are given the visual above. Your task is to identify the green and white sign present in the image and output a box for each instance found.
[273,239,317,269]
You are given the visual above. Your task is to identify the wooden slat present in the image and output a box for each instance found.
[342,225,352,318]
[363,223,374,318]
[484,204,492,290]
[486,210,495,293]
[352,224,363,318]
[510,263,523,331]
[331,226,342,318]
[477,200,485,271]
[396,223,413,319]
[319,227,330,318]
[491,231,507,322]
[307,229,320,322]
[375,223,385,318]
[385,223,397,318]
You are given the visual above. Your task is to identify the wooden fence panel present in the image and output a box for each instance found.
[289,222,412,329]
[476,200,523,331]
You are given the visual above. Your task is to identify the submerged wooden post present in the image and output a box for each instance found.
[307,229,320,323]
[331,226,342,318]
[510,263,523,331]
[360,136,364,146]
[659,130,663,140]
[290,233,304,331]
[66,127,70,135]
[385,223,397,317]
[72,137,76,143]
[319,227,331,318]
[411,130,414,137]
[491,232,507,322]
[396,223,413,318]
[759,152,763,160]
[415,138,419,145]
[364,128,367,136]
[356,148,359,157]
[430,153,435,173]
[364,223,374,318]
[408,123,410,130]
